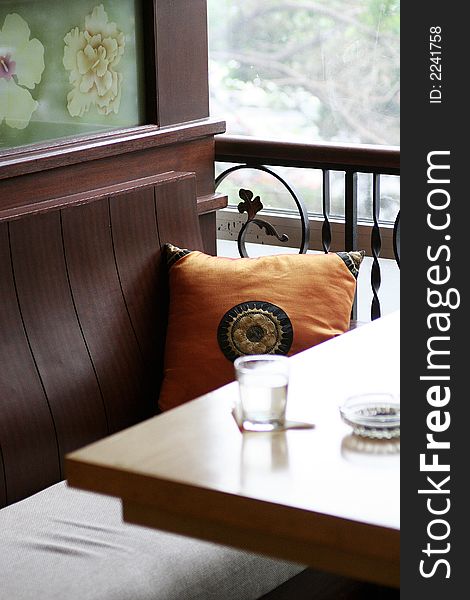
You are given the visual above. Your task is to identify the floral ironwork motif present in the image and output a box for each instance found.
[215,166,310,258]
[237,189,263,221]
[237,188,289,256]
[0,13,45,129]
[63,4,125,117]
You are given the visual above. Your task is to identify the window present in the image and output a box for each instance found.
[208,0,400,146]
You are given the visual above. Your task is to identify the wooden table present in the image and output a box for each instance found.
[66,311,400,587]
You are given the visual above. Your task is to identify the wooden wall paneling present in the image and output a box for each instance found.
[198,212,217,255]
[0,442,6,507]
[61,199,147,432]
[0,223,60,506]
[154,0,210,125]
[109,186,166,409]
[154,174,204,252]
[0,139,215,220]
[8,212,109,461]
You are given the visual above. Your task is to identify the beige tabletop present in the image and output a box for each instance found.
[66,311,400,587]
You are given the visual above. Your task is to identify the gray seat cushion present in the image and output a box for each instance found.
[0,481,305,600]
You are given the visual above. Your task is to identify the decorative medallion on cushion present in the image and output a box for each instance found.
[159,245,365,411]
[217,301,293,362]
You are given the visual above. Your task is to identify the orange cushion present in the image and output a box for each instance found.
[159,245,364,411]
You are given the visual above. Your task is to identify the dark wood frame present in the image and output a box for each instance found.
[0,0,227,253]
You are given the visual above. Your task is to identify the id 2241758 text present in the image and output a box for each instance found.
[429,26,442,104]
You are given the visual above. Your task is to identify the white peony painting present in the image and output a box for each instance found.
[63,5,125,118]
[0,1,145,150]
[0,13,45,129]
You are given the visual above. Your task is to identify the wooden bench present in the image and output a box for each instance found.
[0,171,203,503]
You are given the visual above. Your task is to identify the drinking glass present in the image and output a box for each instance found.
[234,355,289,431]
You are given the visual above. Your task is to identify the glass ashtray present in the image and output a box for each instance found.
[339,393,400,439]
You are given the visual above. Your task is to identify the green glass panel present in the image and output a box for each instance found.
[0,0,146,149]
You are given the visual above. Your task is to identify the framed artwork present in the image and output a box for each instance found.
[0,0,220,247]
[0,0,146,149]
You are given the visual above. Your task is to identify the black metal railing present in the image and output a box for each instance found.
[215,135,400,321]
